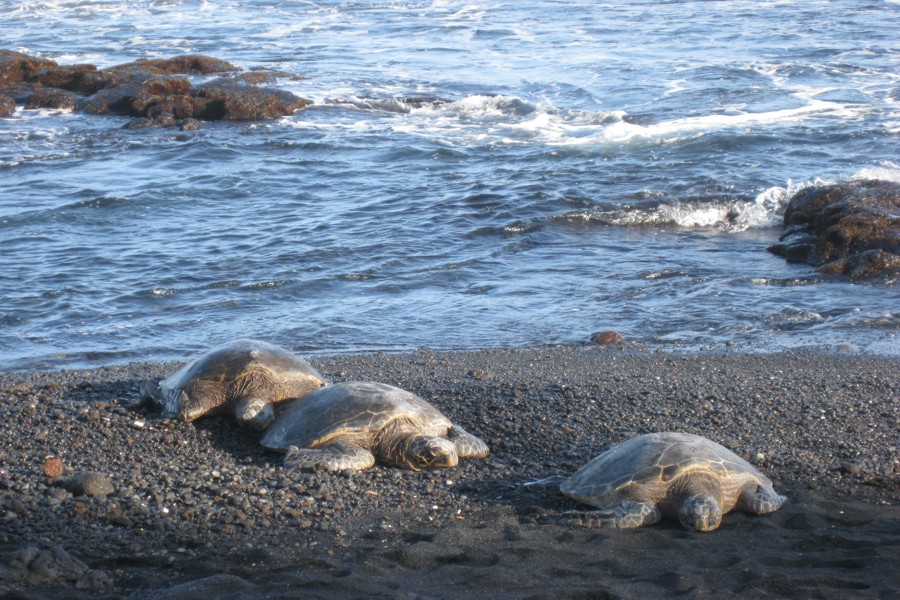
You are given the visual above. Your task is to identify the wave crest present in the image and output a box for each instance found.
[559,192,785,232]
[311,91,862,149]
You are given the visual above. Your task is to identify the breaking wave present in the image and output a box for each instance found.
[303,92,864,149]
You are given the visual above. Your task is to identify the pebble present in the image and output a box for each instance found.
[63,472,115,497]
[42,457,63,478]
[840,462,864,476]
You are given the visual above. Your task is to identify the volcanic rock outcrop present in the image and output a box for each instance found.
[0,50,309,128]
[768,180,900,279]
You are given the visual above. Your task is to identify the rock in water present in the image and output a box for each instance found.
[0,49,311,125]
[0,94,15,117]
[589,331,626,345]
[768,180,900,279]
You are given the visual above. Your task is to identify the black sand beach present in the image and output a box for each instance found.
[1,347,897,599]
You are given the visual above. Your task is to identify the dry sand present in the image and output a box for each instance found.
[0,346,897,598]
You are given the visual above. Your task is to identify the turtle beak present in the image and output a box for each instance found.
[680,495,722,532]
[428,448,459,469]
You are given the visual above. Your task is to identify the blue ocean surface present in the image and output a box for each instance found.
[0,0,898,370]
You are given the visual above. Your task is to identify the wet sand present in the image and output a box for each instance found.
[1,347,898,598]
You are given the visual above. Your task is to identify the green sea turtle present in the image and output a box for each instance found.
[260,381,490,472]
[139,339,326,430]
[526,432,785,531]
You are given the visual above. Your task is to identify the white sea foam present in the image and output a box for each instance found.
[564,178,828,233]
[661,79,688,97]
[589,197,778,231]
[850,163,900,183]
[599,101,853,144]
[317,91,863,149]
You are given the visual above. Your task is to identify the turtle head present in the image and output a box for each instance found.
[405,435,459,470]
[234,397,274,431]
[679,494,722,532]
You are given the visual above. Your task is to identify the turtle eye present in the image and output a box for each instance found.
[420,443,443,465]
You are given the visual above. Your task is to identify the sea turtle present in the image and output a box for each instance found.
[139,338,327,430]
[260,381,490,472]
[526,432,785,531]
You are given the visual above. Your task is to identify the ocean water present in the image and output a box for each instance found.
[1,0,898,371]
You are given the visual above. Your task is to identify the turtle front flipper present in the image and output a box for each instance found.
[284,444,376,472]
[738,485,787,515]
[524,475,568,492]
[234,397,274,431]
[559,500,662,529]
[140,380,188,420]
[447,424,490,458]
[139,380,160,403]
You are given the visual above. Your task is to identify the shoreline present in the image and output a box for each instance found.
[1,346,898,598]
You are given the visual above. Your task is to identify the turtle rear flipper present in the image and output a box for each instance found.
[447,425,490,458]
[284,444,376,472]
[559,500,662,529]
[739,485,787,515]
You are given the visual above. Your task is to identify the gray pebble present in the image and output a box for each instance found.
[63,471,115,497]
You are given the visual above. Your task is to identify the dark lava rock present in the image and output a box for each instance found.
[1,545,110,589]
[179,118,201,131]
[0,50,57,90]
[79,72,194,117]
[123,115,200,131]
[89,56,306,122]
[63,471,115,497]
[1,49,309,125]
[194,78,310,120]
[0,94,13,117]
[26,87,78,110]
[820,248,900,280]
[110,54,239,76]
[768,180,900,279]
[124,114,181,129]
[588,331,626,345]
[29,63,103,94]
